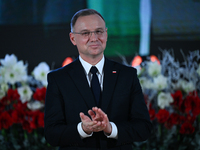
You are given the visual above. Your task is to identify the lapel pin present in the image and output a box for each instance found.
[112,71,117,73]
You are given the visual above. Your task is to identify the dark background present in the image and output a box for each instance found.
[0,0,200,73]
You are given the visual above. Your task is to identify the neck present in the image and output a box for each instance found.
[80,54,103,66]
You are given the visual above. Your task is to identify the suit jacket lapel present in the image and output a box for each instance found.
[101,58,119,112]
[68,58,96,109]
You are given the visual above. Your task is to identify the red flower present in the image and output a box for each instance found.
[11,109,26,124]
[37,111,44,128]
[185,114,196,124]
[33,87,46,102]
[179,122,195,134]
[0,98,6,111]
[171,90,183,109]
[149,109,156,121]
[0,111,14,129]
[178,115,186,125]
[28,111,38,129]
[22,120,32,133]
[165,113,180,129]
[184,93,200,116]
[11,100,27,123]
[7,89,20,101]
[13,100,27,110]
[28,110,44,130]
[156,109,170,124]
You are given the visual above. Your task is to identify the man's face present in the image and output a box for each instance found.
[70,14,107,61]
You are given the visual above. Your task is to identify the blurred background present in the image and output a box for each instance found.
[0,0,200,72]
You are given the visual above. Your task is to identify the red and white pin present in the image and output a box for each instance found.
[112,71,117,73]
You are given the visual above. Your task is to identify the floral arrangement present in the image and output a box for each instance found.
[1,50,200,150]
[0,54,57,149]
[128,50,200,149]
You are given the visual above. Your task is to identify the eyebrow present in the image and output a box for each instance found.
[79,28,105,32]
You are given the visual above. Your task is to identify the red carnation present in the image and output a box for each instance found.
[22,120,32,133]
[149,109,156,121]
[156,109,170,124]
[179,122,195,134]
[29,111,38,129]
[185,114,196,124]
[0,111,14,129]
[171,90,183,109]
[7,89,20,101]
[28,110,44,129]
[33,87,46,102]
[11,108,26,124]
[191,95,200,116]
[184,94,200,116]
[0,98,6,111]
[13,100,27,110]
[37,111,44,128]
[165,113,180,129]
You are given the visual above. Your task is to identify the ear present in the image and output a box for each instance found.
[69,32,77,46]
[105,30,108,41]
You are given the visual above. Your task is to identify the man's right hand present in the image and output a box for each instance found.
[80,107,112,135]
[79,112,95,135]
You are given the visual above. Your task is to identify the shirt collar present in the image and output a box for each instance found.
[79,56,105,75]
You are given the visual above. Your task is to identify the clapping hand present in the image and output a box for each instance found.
[80,107,112,135]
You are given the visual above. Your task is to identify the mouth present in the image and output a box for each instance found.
[89,44,100,49]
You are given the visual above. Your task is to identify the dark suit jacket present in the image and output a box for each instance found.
[44,57,152,150]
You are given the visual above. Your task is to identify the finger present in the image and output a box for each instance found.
[79,112,85,120]
[92,123,106,132]
[80,112,94,125]
[92,107,99,114]
[92,107,103,121]
[80,112,90,121]
[88,110,96,120]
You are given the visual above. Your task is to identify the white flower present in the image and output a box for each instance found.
[32,62,50,86]
[4,69,19,84]
[27,101,44,111]
[0,55,28,84]
[152,74,168,90]
[17,85,33,103]
[157,92,173,109]
[13,61,28,81]
[197,64,200,76]
[147,61,161,77]
[1,83,9,93]
[171,80,183,91]
[0,89,6,100]
[0,54,17,67]
[0,66,6,77]
[180,80,195,93]
[0,75,3,84]
[139,77,153,90]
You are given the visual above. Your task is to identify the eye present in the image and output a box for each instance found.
[95,30,104,35]
[81,32,90,36]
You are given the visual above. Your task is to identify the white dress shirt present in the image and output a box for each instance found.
[77,55,118,139]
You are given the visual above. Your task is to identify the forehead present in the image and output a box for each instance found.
[73,14,106,31]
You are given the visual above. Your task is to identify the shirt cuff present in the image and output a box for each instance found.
[105,122,118,139]
[77,122,93,138]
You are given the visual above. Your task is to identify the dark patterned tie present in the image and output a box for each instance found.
[90,66,101,104]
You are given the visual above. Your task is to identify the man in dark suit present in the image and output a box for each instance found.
[44,9,152,150]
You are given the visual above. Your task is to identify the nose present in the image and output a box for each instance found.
[89,31,98,41]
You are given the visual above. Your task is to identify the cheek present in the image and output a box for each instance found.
[76,39,88,46]
[99,36,107,44]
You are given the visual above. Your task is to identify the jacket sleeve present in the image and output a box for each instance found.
[44,72,83,147]
[115,68,153,145]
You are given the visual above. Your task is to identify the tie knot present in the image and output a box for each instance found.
[90,66,98,74]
